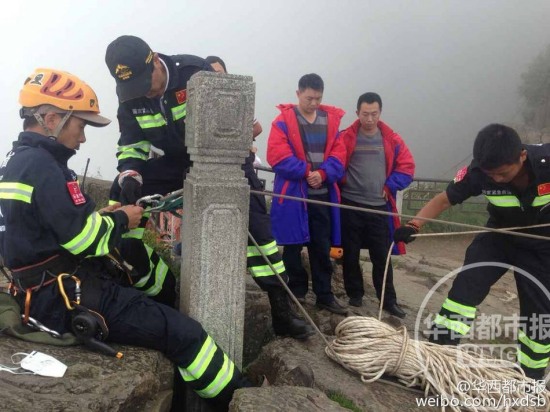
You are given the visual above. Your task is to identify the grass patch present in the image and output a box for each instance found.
[327,391,363,412]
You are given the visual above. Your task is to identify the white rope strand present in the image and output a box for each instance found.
[326,317,550,411]
[251,189,550,242]
[377,240,393,321]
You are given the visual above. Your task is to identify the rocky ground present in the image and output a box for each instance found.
[253,234,520,355]
[0,229,533,411]
[380,234,520,337]
[239,234,531,411]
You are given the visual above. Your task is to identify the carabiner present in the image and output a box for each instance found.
[23,315,61,338]
[136,194,162,208]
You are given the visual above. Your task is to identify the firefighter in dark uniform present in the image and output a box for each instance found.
[1,68,249,409]
[104,35,215,307]
[105,39,314,339]
[205,56,314,339]
[395,123,550,380]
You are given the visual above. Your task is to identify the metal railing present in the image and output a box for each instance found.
[403,178,487,214]
[255,167,489,227]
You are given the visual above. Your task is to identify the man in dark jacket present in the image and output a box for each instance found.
[106,41,313,339]
[1,67,249,410]
[104,35,214,306]
[395,124,550,380]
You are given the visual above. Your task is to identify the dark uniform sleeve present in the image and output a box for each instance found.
[116,101,185,173]
[33,160,129,258]
[446,164,484,205]
[115,55,212,174]
[115,103,153,174]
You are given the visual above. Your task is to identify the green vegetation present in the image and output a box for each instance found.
[80,178,112,211]
[327,391,363,412]
[401,181,488,233]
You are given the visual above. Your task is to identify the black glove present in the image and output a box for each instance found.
[120,177,142,205]
[394,224,419,244]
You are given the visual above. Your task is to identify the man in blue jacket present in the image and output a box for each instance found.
[267,73,347,314]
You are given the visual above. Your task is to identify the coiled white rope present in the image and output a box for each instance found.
[247,189,550,410]
[325,240,550,411]
[326,316,550,411]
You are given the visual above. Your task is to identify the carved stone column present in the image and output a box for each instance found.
[180,71,254,370]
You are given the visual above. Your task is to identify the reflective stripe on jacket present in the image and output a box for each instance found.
[446,144,550,243]
[115,54,211,174]
[0,132,129,269]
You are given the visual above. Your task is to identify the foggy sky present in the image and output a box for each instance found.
[1,0,549,184]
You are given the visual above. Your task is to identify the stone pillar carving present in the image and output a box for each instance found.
[180,71,254,371]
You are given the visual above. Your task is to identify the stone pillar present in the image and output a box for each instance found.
[180,71,254,370]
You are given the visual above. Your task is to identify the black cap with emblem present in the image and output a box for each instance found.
[105,35,154,102]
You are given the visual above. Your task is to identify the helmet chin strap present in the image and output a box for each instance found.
[33,110,73,138]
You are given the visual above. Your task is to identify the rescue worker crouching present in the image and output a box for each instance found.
[0,68,249,409]
[394,124,550,380]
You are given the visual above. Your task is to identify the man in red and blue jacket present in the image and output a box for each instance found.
[267,73,347,315]
[340,92,415,317]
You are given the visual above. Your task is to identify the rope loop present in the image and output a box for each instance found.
[327,316,550,411]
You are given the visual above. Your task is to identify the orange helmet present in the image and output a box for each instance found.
[19,68,110,127]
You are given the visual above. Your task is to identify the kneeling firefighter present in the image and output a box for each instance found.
[1,68,249,409]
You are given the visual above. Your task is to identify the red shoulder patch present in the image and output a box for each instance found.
[175,89,187,104]
[67,182,86,205]
[453,166,468,183]
[538,183,550,196]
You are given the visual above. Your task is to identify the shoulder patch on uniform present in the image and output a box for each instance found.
[175,89,187,104]
[453,166,468,183]
[66,182,86,205]
[538,183,550,196]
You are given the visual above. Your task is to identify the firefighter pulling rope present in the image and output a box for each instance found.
[144,188,550,411]
[258,190,550,411]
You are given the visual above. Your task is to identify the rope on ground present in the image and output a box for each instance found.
[251,226,550,410]
[326,316,550,411]
[247,231,332,349]
[144,186,550,409]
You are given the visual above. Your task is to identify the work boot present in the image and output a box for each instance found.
[268,289,315,340]
[428,324,461,345]
[316,299,347,315]
[383,302,406,318]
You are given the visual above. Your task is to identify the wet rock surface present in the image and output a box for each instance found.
[0,335,174,412]
[245,335,431,412]
[229,386,350,412]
